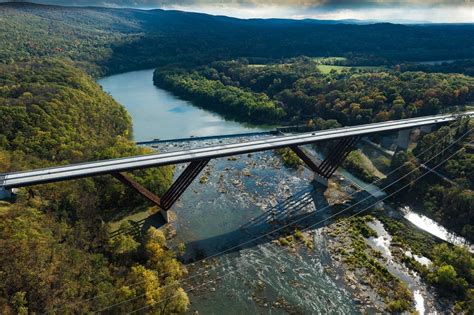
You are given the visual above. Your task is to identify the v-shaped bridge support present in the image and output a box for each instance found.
[160,159,209,210]
[114,137,358,222]
[112,159,210,222]
[290,136,360,184]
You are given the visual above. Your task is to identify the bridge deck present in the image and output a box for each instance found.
[1,112,472,189]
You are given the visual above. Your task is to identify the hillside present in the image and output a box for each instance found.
[0,2,473,313]
[1,2,473,76]
[0,10,186,313]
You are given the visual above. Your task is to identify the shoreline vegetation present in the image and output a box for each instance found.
[0,59,186,313]
[0,2,473,313]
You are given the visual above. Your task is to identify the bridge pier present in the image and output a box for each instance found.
[290,136,360,186]
[396,129,411,150]
[289,145,320,173]
[160,208,170,223]
[160,159,210,211]
[420,125,432,134]
[0,187,13,200]
[112,159,210,223]
[314,174,329,186]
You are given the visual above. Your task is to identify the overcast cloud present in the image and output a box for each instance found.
[3,0,473,23]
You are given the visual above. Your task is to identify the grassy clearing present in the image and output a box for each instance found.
[313,56,347,63]
[108,205,159,232]
[343,149,386,182]
[317,64,385,74]
[317,64,351,74]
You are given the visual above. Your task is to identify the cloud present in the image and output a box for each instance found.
[3,0,473,22]
[165,2,474,23]
[6,0,472,8]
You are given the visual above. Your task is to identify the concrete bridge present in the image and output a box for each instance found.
[1,112,472,221]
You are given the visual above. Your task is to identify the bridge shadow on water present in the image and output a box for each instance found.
[180,182,339,264]
[109,180,372,263]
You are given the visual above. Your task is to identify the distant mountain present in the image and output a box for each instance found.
[1,1,473,76]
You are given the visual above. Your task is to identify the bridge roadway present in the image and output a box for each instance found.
[1,112,473,189]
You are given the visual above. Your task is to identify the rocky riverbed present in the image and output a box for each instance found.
[120,135,453,313]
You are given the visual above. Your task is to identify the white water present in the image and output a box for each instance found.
[401,206,473,253]
[366,219,427,315]
[366,220,392,260]
[405,251,431,267]
[414,290,426,315]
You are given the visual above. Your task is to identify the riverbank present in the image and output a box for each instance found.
[322,210,442,314]
[98,69,268,141]
[99,68,472,314]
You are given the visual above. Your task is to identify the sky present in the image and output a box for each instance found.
[4,0,474,23]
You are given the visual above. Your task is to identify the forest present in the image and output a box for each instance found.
[0,59,186,313]
[388,119,474,241]
[0,2,473,314]
[153,57,474,311]
[1,2,474,77]
[153,58,474,124]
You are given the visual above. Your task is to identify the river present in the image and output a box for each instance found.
[99,69,358,313]
[98,69,266,141]
[98,69,466,314]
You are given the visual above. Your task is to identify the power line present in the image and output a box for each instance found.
[92,123,469,313]
[125,141,470,315]
[102,127,471,314]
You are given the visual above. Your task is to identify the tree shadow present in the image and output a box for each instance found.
[109,210,167,239]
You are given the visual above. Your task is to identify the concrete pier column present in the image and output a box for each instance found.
[0,187,12,200]
[397,129,411,150]
[160,209,170,223]
[314,174,329,187]
[420,125,432,134]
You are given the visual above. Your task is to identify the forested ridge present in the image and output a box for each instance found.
[154,58,474,124]
[0,2,473,313]
[0,59,131,162]
[1,2,474,77]
[0,58,189,313]
[0,4,194,313]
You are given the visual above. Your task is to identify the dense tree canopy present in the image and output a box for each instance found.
[0,2,472,313]
[0,53,180,314]
[387,119,474,241]
[154,58,474,125]
[0,59,131,162]
[1,3,473,77]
